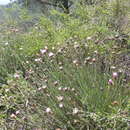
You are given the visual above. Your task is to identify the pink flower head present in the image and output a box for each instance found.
[14,73,20,79]
[92,58,96,62]
[108,79,114,85]
[112,72,118,79]
[40,49,47,54]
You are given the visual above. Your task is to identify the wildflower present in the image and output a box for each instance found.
[59,103,64,108]
[34,58,42,62]
[28,69,34,74]
[57,96,64,102]
[92,58,96,62]
[11,28,19,33]
[50,60,54,63]
[73,119,79,124]
[46,107,52,114]
[54,81,58,86]
[46,94,51,97]
[44,79,48,83]
[5,42,9,45]
[85,57,91,61]
[71,88,75,92]
[84,60,87,64]
[111,66,116,70]
[112,51,116,54]
[42,85,47,89]
[87,36,92,40]
[75,93,78,96]
[19,48,23,50]
[55,128,61,130]
[59,66,63,70]
[44,46,48,51]
[10,113,16,118]
[57,42,60,45]
[14,73,20,79]
[52,47,55,50]
[63,87,68,91]
[73,60,78,64]
[26,61,29,64]
[35,26,38,29]
[74,44,80,49]
[108,79,114,85]
[72,108,79,115]
[58,87,62,91]
[112,72,118,79]
[59,62,63,65]
[73,60,79,66]
[118,68,124,73]
[38,87,43,91]
[48,52,54,57]
[40,49,47,54]
[94,50,98,54]
[57,49,62,54]
[38,85,47,91]
[16,110,20,115]
[74,41,78,44]
[5,89,9,92]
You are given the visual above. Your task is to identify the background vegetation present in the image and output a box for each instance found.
[0,0,130,129]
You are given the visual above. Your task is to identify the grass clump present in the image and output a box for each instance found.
[0,42,130,129]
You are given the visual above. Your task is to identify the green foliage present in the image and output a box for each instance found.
[0,0,130,129]
[0,43,129,129]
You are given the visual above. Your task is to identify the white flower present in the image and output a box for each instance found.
[86,57,91,61]
[73,60,78,64]
[44,46,48,50]
[74,44,80,49]
[57,96,64,101]
[42,85,47,89]
[5,42,9,45]
[58,87,62,91]
[19,48,23,50]
[16,110,20,115]
[34,58,42,62]
[59,66,63,70]
[40,49,47,54]
[111,66,116,70]
[5,89,9,92]
[10,113,16,118]
[59,103,64,108]
[46,107,52,113]
[14,73,20,79]
[48,52,54,57]
[73,108,79,114]
[87,36,92,40]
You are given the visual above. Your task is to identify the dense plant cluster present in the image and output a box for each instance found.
[0,0,130,129]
